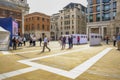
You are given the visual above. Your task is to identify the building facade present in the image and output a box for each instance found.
[109,0,120,37]
[87,0,117,39]
[50,13,60,40]
[0,0,29,35]
[51,3,87,40]
[24,12,50,39]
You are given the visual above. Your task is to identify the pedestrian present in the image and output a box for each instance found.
[41,35,51,52]
[77,36,80,45]
[61,36,66,50]
[68,36,71,49]
[23,37,26,46]
[106,36,109,44]
[112,35,116,46]
[29,38,33,46]
[70,35,73,48]
[33,35,36,46]
[12,37,17,50]
[116,33,120,50]
[39,37,42,46]
[18,36,23,47]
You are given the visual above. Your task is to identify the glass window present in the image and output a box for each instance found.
[96,13,100,21]
[113,11,116,19]
[103,13,110,21]
[102,0,111,3]
[89,0,93,5]
[89,7,93,13]
[42,24,44,30]
[113,2,116,9]
[96,6,100,12]
[96,0,100,4]
[103,4,110,11]
[89,15,93,22]
[42,18,44,21]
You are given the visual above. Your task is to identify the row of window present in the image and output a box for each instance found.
[89,11,116,22]
[89,2,116,13]
[60,20,74,25]
[61,31,74,35]
[0,9,22,19]
[25,17,50,22]
[89,0,112,5]
[60,26,74,30]
[25,24,49,31]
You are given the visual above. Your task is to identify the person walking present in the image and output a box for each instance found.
[116,33,120,50]
[41,35,51,52]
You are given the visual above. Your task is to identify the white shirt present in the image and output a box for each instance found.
[44,37,48,43]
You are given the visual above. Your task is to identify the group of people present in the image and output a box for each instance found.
[105,33,120,50]
[12,33,120,51]
[59,35,73,49]
[12,36,26,50]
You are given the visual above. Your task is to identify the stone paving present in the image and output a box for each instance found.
[0,41,120,80]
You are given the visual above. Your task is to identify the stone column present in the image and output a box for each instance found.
[22,10,25,35]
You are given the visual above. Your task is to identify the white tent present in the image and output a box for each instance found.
[0,26,10,50]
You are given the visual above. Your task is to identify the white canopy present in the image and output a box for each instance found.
[0,26,10,50]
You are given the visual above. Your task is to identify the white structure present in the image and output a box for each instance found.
[64,34,88,44]
[89,33,101,46]
[72,34,88,44]
[0,27,10,50]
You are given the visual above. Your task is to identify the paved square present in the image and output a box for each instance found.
[0,42,120,80]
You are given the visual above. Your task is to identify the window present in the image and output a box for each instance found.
[102,13,110,21]
[102,0,111,3]
[96,0,100,4]
[42,18,44,21]
[96,14,100,21]
[66,32,69,35]
[89,15,93,22]
[96,6,100,12]
[89,7,93,13]
[42,24,44,30]
[72,15,74,18]
[61,32,63,35]
[37,17,40,20]
[72,26,74,29]
[72,20,74,24]
[89,0,93,5]
[113,2,116,9]
[72,31,74,34]
[103,4,110,11]
[113,11,116,19]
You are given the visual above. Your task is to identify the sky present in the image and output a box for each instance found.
[27,0,88,16]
